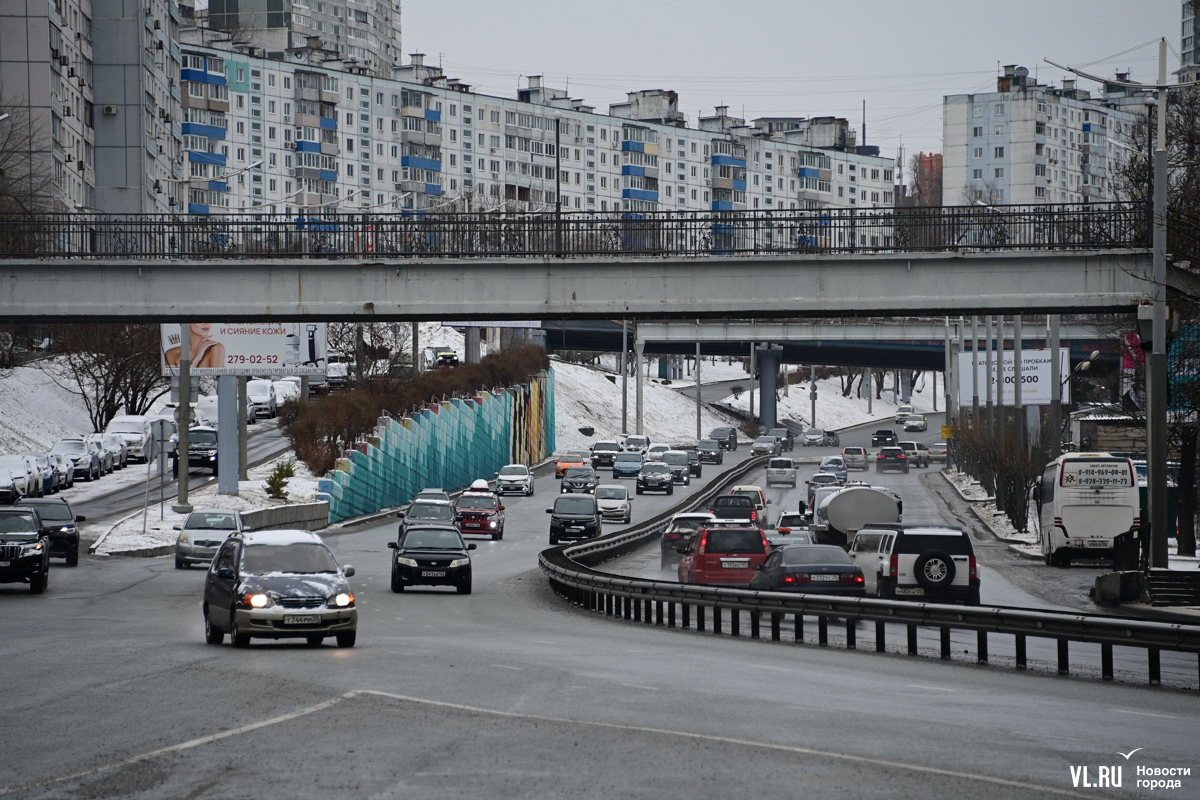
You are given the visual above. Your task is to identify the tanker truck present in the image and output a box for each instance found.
[811,485,901,548]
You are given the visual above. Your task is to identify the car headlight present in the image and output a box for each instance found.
[332,592,354,607]
[21,542,44,555]
[488,520,497,527]
[396,556,418,567]
[449,558,470,568]
[178,532,189,543]
[242,593,271,608]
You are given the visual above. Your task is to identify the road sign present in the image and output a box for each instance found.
[942,425,954,440]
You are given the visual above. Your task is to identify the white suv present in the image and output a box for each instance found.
[853,524,980,605]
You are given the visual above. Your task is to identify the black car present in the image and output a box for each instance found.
[388,523,476,593]
[710,427,738,451]
[871,429,898,448]
[875,446,910,473]
[560,466,599,494]
[173,425,219,477]
[0,507,50,593]
[20,498,84,566]
[749,545,866,595]
[708,494,757,525]
[398,500,458,532]
[547,494,603,544]
[202,530,358,648]
[590,441,622,469]
[767,427,795,452]
[660,451,692,485]
[685,450,703,478]
[636,463,674,495]
[697,439,724,464]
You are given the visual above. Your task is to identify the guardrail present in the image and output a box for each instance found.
[538,461,1200,688]
[0,202,1149,259]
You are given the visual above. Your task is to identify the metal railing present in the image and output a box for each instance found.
[538,456,1200,689]
[0,202,1149,260]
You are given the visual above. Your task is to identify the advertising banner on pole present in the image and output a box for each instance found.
[957,348,1069,407]
[161,323,328,376]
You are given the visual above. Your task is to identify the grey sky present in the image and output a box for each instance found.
[404,0,1177,166]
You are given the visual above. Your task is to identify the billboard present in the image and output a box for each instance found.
[957,348,1069,407]
[161,323,327,376]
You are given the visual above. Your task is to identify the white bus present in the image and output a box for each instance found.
[1035,453,1139,568]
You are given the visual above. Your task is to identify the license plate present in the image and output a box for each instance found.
[465,523,479,528]
[568,527,584,532]
[810,574,839,582]
[722,562,749,569]
[283,614,322,625]
[0,561,9,567]
[1087,540,1111,548]
[422,570,446,577]
[894,587,924,596]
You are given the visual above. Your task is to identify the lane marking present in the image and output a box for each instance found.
[534,640,553,644]
[490,664,523,671]
[618,683,659,691]
[1014,731,1085,743]
[1112,709,1175,719]
[750,665,789,672]
[907,684,956,692]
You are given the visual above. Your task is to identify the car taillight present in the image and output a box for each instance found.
[1133,517,1141,526]
[897,454,905,459]
[889,553,898,577]
[664,532,680,540]
[784,573,810,584]
[877,454,884,459]
[840,573,864,583]
[969,556,977,579]
[697,531,708,555]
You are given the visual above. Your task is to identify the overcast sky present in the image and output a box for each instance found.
[403,0,1178,165]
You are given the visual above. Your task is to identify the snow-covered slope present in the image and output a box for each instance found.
[722,374,940,431]
[0,362,95,453]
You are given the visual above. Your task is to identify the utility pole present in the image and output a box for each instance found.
[1014,314,1024,469]
[173,323,192,514]
[412,321,420,371]
[943,318,951,425]
[635,335,644,436]
[695,341,702,441]
[620,320,628,433]
[971,315,980,425]
[749,342,756,426]
[237,375,248,481]
[996,316,1005,514]
[810,364,817,429]
[985,315,994,443]
[1050,315,1062,461]
[554,112,563,257]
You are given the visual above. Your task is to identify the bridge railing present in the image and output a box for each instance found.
[0,202,1149,259]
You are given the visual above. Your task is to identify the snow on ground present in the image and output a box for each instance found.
[720,374,939,432]
[552,359,738,454]
[97,455,321,553]
[943,468,992,501]
[0,361,94,454]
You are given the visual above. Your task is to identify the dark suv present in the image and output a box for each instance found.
[636,463,674,495]
[20,498,85,566]
[875,447,910,473]
[871,429,898,448]
[708,494,758,526]
[173,425,219,477]
[388,523,476,594]
[547,494,603,544]
[767,427,795,451]
[697,439,724,464]
[0,507,51,593]
[709,427,738,451]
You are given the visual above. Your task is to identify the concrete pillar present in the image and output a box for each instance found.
[695,342,702,441]
[1014,315,1024,462]
[985,315,994,440]
[237,376,248,481]
[756,345,782,431]
[971,315,980,425]
[217,375,238,495]
[173,324,192,514]
[621,321,628,434]
[1049,315,1062,460]
[465,327,481,364]
[749,343,757,424]
[412,321,420,371]
[635,337,645,436]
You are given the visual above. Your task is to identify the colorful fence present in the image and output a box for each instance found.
[316,370,555,522]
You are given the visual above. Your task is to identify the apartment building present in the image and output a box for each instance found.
[0,0,97,211]
[1181,0,1198,83]
[943,65,1148,206]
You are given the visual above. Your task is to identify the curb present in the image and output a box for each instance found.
[939,470,991,504]
[88,508,145,555]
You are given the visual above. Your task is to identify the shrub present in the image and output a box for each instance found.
[264,460,295,500]
[730,384,746,400]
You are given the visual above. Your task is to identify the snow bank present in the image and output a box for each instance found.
[720,374,940,431]
[0,361,94,454]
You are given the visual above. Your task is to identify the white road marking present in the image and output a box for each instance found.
[1112,709,1175,719]
[535,640,553,644]
[750,664,789,672]
[490,664,522,670]
[618,683,659,691]
[906,684,956,692]
[1014,731,1085,742]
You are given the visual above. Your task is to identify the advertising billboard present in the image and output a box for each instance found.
[957,348,1070,407]
[161,323,327,376]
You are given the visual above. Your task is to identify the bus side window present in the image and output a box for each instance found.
[1040,466,1057,507]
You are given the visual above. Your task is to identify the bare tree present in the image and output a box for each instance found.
[0,97,52,214]
[326,323,412,379]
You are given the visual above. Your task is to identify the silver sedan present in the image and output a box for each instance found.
[175,509,245,569]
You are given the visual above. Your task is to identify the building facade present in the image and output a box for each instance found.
[1181,0,1198,83]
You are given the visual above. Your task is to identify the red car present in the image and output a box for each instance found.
[677,526,770,586]
[455,491,505,540]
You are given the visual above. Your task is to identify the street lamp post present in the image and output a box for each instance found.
[554,112,563,257]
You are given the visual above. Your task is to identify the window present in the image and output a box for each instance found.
[973,107,983,117]
[973,169,983,180]
[994,146,1005,158]
[187,82,204,98]
[994,167,1004,178]
[973,148,983,159]
[973,126,983,138]
[994,103,1005,116]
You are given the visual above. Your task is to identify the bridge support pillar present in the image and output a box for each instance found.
[465,327,481,364]
[635,337,645,435]
[217,375,238,495]
[755,344,782,432]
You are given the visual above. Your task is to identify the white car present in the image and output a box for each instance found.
[197,393,259,426]
[495,463,534,496]
[904,414,928,432]
[646,443,671,462]
[595,484,632,524]
[0,468,17,504]
[765,457,797,488]
[272,379,301,404]
[246,379,278,419]
[0,455,37,497]
[105,415,154,463]
[894,405,914,424]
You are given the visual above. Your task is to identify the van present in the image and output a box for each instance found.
[1035,453,1139,568]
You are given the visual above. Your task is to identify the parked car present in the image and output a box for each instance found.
[398,499,458,533]
[708,494,758,526]
[246,379,278,419]
[802,428,839,447]
[495,464,534,496]
[875,447,910,473]
[560,466,599,494]
[100,434,130,469]
[697,439,724,464]
[660,512,715,568]
[595,484,632,524]
[894,405,914,424]
[897,441,931,468]
[0,455,39,498]
[678,526,771,586]
[590,440,622,469]
[172,426,220,477]
[767,427,795,451]
[50,439,100,482]
[174,508,244,569]
[749,544,866,595]
[928,442,949,463]
[272,379,302,405]
[20,453,58,494]
[546,493,603,544]
[611,451,645,479]
[389,523,475,593]
[819,456,849,483]
[623,434,650,454]
[49,454,75,489]
[904,414,928,432]
[326,354,355,389]
[104,415,154,463]
[202,530,358,647]
[196,394,258,427]
[871,429,898,448]
[765,458,797,488]
[21,497,85,566]
[0,469,17,504]
[636,462,674,495]
[85,436,114,474]
[866,524,979,605]
[660,450,692,485]
[555,451,589,478]
[842,446,869,471]
[709,427,738,451]
[455,491,505,540]
[751,436,781,456]
[806,472,843,507]
[0,506,51,593]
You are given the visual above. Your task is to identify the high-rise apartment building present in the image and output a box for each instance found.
[1181,0,1198,82]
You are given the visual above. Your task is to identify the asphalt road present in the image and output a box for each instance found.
[2,429,1197,799]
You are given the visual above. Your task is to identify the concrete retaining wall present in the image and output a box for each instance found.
[242,501,330,532]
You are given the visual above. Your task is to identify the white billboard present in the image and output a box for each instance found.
[161,323,328,376]
[957,348,1070,407]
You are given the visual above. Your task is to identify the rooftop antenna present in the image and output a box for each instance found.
[862,99,866,147]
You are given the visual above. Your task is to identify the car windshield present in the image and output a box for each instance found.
[712,496,752,508]
[0,457,26,470]
[457,496,497,510]
[755,437,776,445]
[881,448,904,456]
[626,437,649,447]
[806,429,824,436]
[240,543,339,574]
[594,442,619,452]
[732,490,762,502]
[0,513,39,535]
[699,440,718,448]
[408,503,454,521]
[711,429,733,437]
[769,459,793,469]
[642,464,670,475]
[670,517,711,531]
[565,467,594,478]
[662,453,687,465]
[51,441,86,454]
[191,430,218,445]
[783,546,854,566]
[401,527,465,550]
[554,496,595,514]
[499,466,528,477]
[812,474,837,483]
[900,532,973,556]
[26,503,70,521]
[705,529,765,554]
[247,380,273,394]
[844,447,865,454]
[614,453,642,463]
[108,422,144,434]
[596,487,627,500]
[185,512,238,530]
[875,431,892,436]
[822,458,845,467]
[778,514,807,528]
[907,415,923,421]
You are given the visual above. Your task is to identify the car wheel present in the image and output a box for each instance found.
[212,463,219,477]
[306,635,324,646]
[549,537,558,545]
[457,582,472,595]
[204,608,224,644]
[914,550,956,590]
[230,614,251,648]
[175,557,185,569]
[666,485,674,495]
[636,487,643,495]
[391,570,405,592]
[29,571,45,594]
[335,631,356,647]
[491,531,499,540]
[967,587,981,606]
[66,548,78,567]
